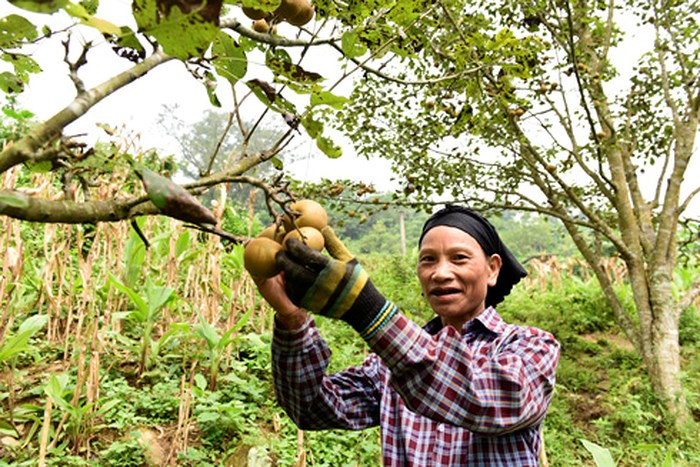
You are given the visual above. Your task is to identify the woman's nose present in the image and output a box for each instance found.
[431,259,452,280]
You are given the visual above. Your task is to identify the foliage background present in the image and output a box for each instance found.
[1,160,698,465]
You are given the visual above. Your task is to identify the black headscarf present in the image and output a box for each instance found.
[418,205,527,307]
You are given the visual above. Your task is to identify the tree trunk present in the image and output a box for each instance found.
[648,313,687,426]
[646,273,689,428]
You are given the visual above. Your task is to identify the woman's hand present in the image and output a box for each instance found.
[253,273,308,330]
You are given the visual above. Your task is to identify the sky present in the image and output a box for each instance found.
[1,2,698,218]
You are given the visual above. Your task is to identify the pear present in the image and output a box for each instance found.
[244,237,283,278]
[283,199,328,232]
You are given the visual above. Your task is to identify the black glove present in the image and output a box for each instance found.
[276,226,397,338]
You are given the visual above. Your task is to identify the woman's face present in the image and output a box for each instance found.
[417,226,502,329]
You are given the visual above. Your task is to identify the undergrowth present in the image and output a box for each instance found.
[0,226,698,466]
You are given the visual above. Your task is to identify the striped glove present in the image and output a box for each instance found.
[276,226,397,338]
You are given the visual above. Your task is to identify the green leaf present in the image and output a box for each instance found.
[45,374,72,412]
[317,136,342,158]
[266,48,323,83]
[341,30,367,59]
[145,280,175,317]
[581,439,616,467]
[212,31,247,89]
[2,53,42,81]
[0,190,30,209]
[270,156,283,170]
[0,315,47,363]
[0,71,24,93]
[194,315,220,350]
[64,3,121,35]
[310,88,348,110]
[204,73,221,107]
[132,0,219,59]
[8,0,68,14]
[108,273,149,320]
[246,78,296,114]
[29,160,52,173]
[300,114,323,138]
[174,230,191,258]
[241,0,280,11]
[0,14,38,47]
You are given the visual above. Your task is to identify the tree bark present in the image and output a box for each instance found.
[647,267,689,426]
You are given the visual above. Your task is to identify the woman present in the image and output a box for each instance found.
[253,205,560,466]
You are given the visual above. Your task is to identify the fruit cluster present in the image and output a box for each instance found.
[244,199,328,278]
[243,0,315,34]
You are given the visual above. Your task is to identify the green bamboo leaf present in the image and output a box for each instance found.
[174,230,191,258]
[145,280,175,317]
[581,439,616,467]
[195,315,220,350]
[108,273,149,319]
[45,374,72,412]
[0,315,47,363]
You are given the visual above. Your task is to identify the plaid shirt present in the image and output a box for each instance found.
[272,306,560,466]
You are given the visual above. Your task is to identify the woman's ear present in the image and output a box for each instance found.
[487,254,502,287]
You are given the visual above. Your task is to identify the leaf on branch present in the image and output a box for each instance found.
[7,0,68,14]
[64,3,121,35]
[266,49,323,83]
[317,136,342,159]
[106,26,147,63]
[0,14,39,47]
[341,30,367,59]
[212,31,247,89]
[247,78,277,102]
[240,0,280,12]
[1,53,41,82]
[0,71,25,93]
[310,87,348,110]
[135,165,218,225]
[132,0,221,59]
[300,114,322,138]
[203,71,221,107]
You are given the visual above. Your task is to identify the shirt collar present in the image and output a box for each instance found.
[423,306,507,336]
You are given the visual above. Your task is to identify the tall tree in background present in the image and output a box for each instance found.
[335,0,699,427]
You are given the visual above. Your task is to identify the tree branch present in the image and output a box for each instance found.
[680,276,700,311]
[0,190,154,223]
[0,50,174,175]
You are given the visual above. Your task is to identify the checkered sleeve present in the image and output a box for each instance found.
[365,310,560,434]
[271,316,382,431]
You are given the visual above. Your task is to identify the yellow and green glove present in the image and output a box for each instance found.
[276,226,397,339]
